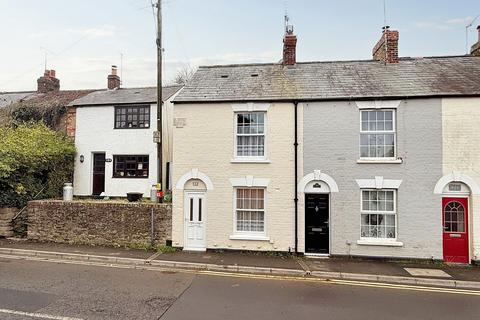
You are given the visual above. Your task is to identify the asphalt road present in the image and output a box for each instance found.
[0,257,479,320]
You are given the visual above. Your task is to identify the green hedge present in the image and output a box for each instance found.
[0,123,75,208]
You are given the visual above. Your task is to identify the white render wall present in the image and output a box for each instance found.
[73,104,158,197]
[172,102,302,252]
[442,97,480,261]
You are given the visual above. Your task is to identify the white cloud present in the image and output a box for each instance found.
[415,16,475,31]
[29,25,118,39]
[0,50,281,91]
[446,17,474,26]
[69,25,117,38]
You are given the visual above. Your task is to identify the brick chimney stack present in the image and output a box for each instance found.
[283,25,297,66]
[37,70,60,93]
[471,25,480,57]
[107,65,121,90]
[372,27,399,63]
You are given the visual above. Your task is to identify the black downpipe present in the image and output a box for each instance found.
[294,101,299,254]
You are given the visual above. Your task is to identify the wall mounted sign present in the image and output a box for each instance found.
[449,183,462,192]
[105,158,112,163]
[174,118,186,128]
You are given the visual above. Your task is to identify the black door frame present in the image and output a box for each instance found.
[305,193,330,255]
[92,152,106,196]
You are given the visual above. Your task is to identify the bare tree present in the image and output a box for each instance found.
[174,65,196,85]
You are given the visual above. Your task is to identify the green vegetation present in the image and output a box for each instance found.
[0,123,75,208]
[157,245,177,254]
[126,242,153,251]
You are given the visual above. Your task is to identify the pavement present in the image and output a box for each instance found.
[1,239,480,289]
[0,257,480,320]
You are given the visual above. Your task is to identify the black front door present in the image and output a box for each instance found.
[92,153,105,195]
[305,194,329,254]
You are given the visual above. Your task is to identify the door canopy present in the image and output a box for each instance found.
[176,168,214,190]
[298,170,339,193]
[434,171,480,195]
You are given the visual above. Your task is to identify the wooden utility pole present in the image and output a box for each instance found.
[156,0,163,200]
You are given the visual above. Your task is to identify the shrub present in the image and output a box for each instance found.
[0,123,75,208]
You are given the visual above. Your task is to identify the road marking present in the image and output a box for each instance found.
[0,308,84,320]
[1,253,480,296]
[196,270,480,296]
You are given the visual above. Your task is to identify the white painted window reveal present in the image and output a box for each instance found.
[361,189,396,239]
[234,188,266,236]
[360,109,396,159]
[235,112,266,158]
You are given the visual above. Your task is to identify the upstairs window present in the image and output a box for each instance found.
[113,155,149,178]
[114,105,150,129]
[235,112,265,158]
[360,110,395,158]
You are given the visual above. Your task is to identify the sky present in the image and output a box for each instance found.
[0,0,479,91]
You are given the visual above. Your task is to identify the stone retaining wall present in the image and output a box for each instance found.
[0,207,16,237]
[27,200,172,247]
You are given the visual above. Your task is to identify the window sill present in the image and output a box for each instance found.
[229,234,270,241]
[357,240,403,247]
[357,158,403,164]
[230,159,271,164]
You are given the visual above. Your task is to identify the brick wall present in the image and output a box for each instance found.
[65,107,76,140]
[372,30,399,63]
[27,200,172,247]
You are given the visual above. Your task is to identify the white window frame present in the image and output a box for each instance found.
[230,187,269,241]
[359,189,399,244]
[232,109,268,163]
[359,109,397,161]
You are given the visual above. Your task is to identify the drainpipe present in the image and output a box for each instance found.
[294,101,299,254]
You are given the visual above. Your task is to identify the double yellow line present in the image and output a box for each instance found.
[196,270,480,296]
[2,253,480,296]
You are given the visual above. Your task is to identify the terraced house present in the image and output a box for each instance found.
[172,25,480,264]
[69,66,182,197]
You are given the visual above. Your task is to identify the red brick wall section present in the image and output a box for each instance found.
[372,30,399,63]
[283,34,297,66]
[65,107,76,141]
[27,200,172,247]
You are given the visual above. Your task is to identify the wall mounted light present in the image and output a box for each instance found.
[79,155,84,163]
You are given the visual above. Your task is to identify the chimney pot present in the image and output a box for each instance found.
[477,25,480,41]
[107,65,121,90]
[37,70,60,93]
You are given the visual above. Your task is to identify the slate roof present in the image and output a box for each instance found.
[174,56,480,103]
[0,91,36,108]
[69,85,183,106]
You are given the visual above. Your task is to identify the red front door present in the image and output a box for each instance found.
[442,197,469,263]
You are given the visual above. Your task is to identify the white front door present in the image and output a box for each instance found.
[184,192,206,251]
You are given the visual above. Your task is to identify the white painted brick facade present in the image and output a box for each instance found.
[442,97,480,261]
[172,103,303,251]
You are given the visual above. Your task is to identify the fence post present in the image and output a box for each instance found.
[150,207,155,247]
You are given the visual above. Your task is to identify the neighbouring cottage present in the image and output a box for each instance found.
[171,24,480,264]
[68,66,182,197]
[0,70,94,131]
